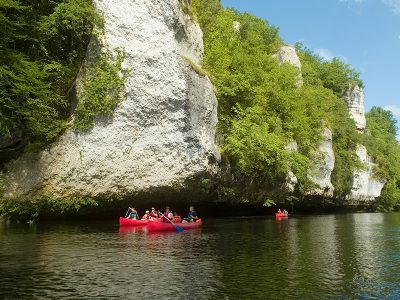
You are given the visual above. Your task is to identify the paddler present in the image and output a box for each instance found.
[173,212,182,223]
[163,206,174,222]
[283,209,288,215]
[183,206,198,223]
[141,210,151,220]
[150,207,159,219]
[127,207,139,220]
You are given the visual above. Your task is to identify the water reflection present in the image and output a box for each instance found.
[1,214,399,299]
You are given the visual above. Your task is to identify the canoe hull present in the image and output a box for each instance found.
[119,217,148,226]
[148,219,202,232]
[275,213,289,218]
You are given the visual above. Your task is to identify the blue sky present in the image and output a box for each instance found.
[221,0,400,135]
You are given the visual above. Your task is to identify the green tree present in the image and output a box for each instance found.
[0,0,102,149]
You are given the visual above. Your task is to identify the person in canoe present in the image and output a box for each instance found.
[277,209,282,214]
[163,206,174,222]
[173,212,182,223]
[127,207,139,220]
[283,209,288,215]
[150,207,159,220]
[183,206,198,223]
[141,210,151,220]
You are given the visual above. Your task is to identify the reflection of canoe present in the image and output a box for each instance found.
[119,217,163,226]
[148,219,202,232]
[119,226,147,234]
[119,217,148,226]
[275,213,289,218]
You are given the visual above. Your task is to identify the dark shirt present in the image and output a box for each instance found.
[188,211,197,219]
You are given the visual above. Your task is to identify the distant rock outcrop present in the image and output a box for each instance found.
[350,145,386,201]
[284,141,299,192]
[273,45,303,87]
[276,48,383,201]
[276,47,334,195]
[273,45,302,69]
[344,86,385,200]
[309,128,335,196]
[344,85,366,131]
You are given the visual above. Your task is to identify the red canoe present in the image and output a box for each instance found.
[147,219,202,232]
[119,217,148,226]
[275,213,289,218]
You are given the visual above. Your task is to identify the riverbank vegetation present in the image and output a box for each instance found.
[0,195,99,222]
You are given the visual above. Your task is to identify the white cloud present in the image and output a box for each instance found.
[382,0,400,14]
[315,48,335,61]
[384,105,400,117]
[314,48,348,62]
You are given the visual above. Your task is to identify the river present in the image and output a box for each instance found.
[1,213,399,299]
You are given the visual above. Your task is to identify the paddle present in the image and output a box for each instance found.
[160,212,184,233]
[124,207,130,218]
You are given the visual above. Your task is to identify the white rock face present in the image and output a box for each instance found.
[344,86,385,201]
[284,141,298,192]
[273,46,303,87]
[309,128,335,196]
[4,0,219,199]
[232,21,241,33]
[350,145,386,200]
[274,46,302,69]
[344,85,366,131]
[284,129,335,195]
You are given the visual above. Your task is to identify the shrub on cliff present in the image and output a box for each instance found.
[0,0,102,150]
[74,49,127,129]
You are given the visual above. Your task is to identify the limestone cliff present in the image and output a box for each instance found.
[344,86,385,200]
[344,85,366,131]
[350,145,386,200]
[284,141,298,192]
[1,7,386,206]
[309,128,335,196]
[4,0,219,199]
[276,46,334,195]
[276,46,384,201]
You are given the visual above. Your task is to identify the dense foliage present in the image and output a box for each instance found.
[362,108,400,210]
[192,0,364,201]
[296,45,363,198]
[0,195,99,221]
[0,0,103,149]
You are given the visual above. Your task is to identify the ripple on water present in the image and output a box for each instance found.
[0,214,399,299]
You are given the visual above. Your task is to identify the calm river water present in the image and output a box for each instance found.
[1,213,399,299]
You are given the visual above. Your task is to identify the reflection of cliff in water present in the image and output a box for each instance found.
[1,215,399,299]
[0,222,222,299]
[211,215,400,299]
